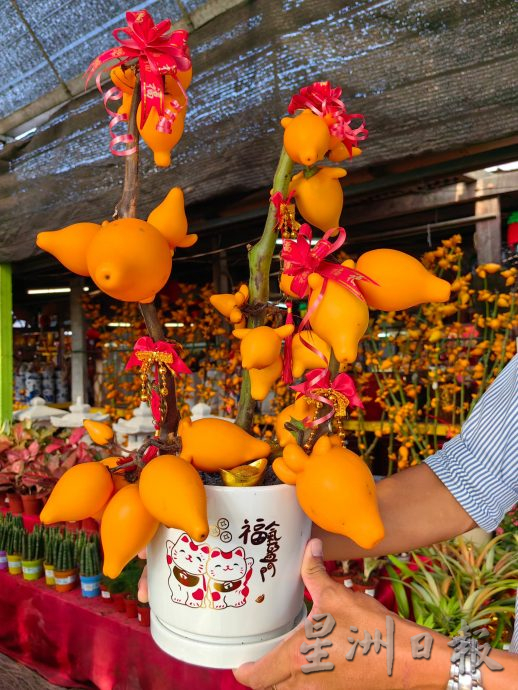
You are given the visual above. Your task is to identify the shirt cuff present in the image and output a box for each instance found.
[425,434,517,532]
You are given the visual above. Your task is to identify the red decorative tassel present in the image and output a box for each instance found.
[282,301,294,384]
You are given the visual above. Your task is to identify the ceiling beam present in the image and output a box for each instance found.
[346,170,518,224]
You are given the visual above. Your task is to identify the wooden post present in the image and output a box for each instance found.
[70,278,87,404]
[0,264,13,423]
[474,197,501,264]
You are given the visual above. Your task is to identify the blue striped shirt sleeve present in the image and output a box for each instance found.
[425,353,518,531]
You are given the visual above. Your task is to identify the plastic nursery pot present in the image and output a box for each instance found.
[330,570,353,588]
[6,493,23,515]
[21,494,43,516]
[54,568,78,593]
[112,592,127,612]
[147,484,311,669]
[80,573,102,598]
[7,554,22,575]
[22,558,44,581]
[137,603,151,627]
[351,578,378,597]
[100,583,112,602]
[44,563,55,587]
[125,595,138,618]
[0,550,7,571]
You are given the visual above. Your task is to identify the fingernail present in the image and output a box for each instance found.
[311,539,323,558]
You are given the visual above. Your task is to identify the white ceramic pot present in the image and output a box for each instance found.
[147,484,311,669]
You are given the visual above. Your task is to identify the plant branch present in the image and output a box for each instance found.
[116,76,180,441]
[235,146,293,431]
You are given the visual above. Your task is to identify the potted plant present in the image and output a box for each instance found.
[386,533,518,648]
[100,575,112,603]
[6,524,23,575]
[35,7,457,671]
[54,537,77,592]
[110,578,128,613]
[350,557,386,596]
[21,526,44,581]
[137,600,151,627]
[43,526,61,586]
[80,541,102,598]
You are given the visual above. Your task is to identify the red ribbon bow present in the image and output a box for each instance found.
[291,367,363,427]
[288,81,368,154]
[281,224,373,301]
[126,336,191,374]
[126,336,191,425]
[85,10,191,132]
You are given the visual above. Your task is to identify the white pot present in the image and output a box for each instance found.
[147,484,311,669]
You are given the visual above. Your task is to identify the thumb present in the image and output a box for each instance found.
[301,538,331,604]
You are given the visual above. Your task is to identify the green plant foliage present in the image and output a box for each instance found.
[386,532,518,648]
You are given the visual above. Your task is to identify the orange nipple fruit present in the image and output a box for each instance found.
[139,454,208,542]
[138,97,186,167]
[37,223,100,277]
[83,419,113,446]
[275,397,316,447]
[273,435,384,549]
[289,167,346,232]
[165,66,193,93]
[86,218,172,303]
[233,324,294,369]
[178,417,271,472]
[356,249,451,311]
[281,110,332,166]
[40,462,114,524]
[147,187,197,250]
[291,330,331,378]
[249,356,283,401]
[307,273,369,364]
[210,284,249,325]
[101,483,159,579]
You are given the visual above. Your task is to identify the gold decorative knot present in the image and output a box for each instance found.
[305,389,350,416]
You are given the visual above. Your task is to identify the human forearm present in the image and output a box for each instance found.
[313,464,477,560]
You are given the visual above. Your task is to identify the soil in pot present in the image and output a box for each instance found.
[21,494,43,516]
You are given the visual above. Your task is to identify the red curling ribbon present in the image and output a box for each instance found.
[287,81,368,154]
[102,83,137,156]
[85,9,191,133]
[291,368,364,428]
[281,301,295,384]
[126,336,191,425]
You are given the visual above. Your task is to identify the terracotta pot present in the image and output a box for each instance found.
[6,493,23,514]
[7,554,22,575]
[125,596,138,618]
[21,494,43,516]
[54,567,78,592]
[138,603,151,627]
[351,578,378,597]
[44,562,55,587]
[22,558,43,581]
[100,583,112,602]
[112,591,127,612]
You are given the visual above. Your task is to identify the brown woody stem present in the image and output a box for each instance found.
[116,76,180,442]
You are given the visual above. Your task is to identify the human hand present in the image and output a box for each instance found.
[137,548,148,603]
[233,538,450,690]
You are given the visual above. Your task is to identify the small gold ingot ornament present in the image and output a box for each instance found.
[219,458,268,487]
